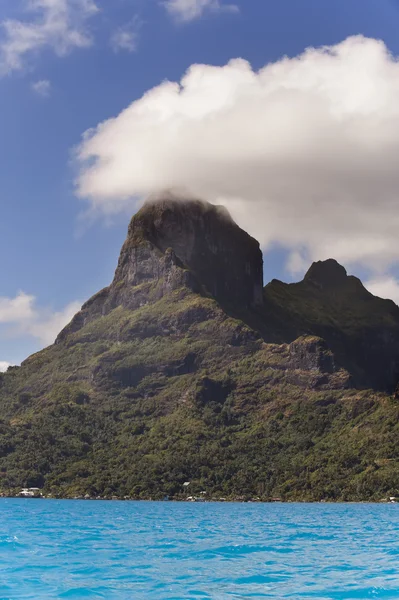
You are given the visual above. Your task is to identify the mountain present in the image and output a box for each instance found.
[56,197,264,344]
[1,198,399,501]
[263,259,399,391]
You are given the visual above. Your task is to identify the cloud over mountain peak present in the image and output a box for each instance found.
[76,36,399,281]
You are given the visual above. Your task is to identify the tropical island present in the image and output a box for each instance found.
[1,197,399,502]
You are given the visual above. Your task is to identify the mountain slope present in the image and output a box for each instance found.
[1,198,399,501]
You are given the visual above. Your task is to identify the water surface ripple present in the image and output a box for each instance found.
[1,500,399,599]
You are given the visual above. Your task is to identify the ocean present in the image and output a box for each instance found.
[1,500,399,599]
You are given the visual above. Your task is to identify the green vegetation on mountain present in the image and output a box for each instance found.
[1,198,399,501]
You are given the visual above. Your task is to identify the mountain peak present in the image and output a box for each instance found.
[116,195,264,309]
[304,259,348,288]
[57,195,264,343]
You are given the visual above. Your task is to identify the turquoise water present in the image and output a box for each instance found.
[1,501,399,599]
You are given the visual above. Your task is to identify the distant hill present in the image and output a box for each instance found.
[1,198,399,501]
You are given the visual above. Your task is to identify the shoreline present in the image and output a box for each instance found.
[1,496,397,504]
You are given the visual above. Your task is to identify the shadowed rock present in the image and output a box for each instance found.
[304,259,348,289]
[265,259,399,391]
[289,336,335,374]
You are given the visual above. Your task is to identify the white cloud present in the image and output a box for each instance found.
[0,0,99,75]
[0,292,35,323]
[0,292,81,346]
[75,36,399,279]
[163,0,239,22]
[0,362,12,373]
[31,78,51,96]
[110,17,140,53]
[365,276,399,305]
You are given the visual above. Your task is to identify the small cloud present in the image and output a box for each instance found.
[0,292,35,323]
[110,17,141,53]
[31,79,51,97]
[0,361,12,373]
[0,0,99,76]
[163,0,239,23]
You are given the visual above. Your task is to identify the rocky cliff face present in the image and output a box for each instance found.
[57,197,263,342]
[289,336,336,374]
[117,197,264,308]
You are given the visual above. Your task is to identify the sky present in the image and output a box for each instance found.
[1,0,399,368]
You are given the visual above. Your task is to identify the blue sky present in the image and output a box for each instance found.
[1,0,399,367]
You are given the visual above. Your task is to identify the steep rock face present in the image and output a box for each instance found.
[57,197,263,342]
[287,335,351,390]
[57,245,198,343]
[117,197,264,308]
[264,259,399,391]
[289,336,335,374]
